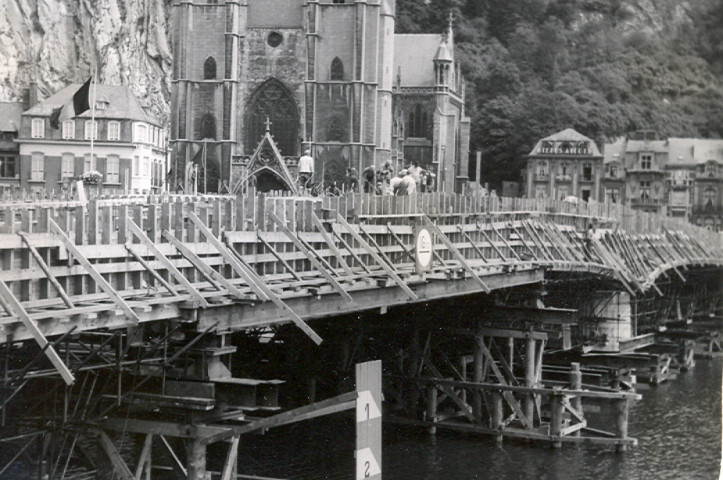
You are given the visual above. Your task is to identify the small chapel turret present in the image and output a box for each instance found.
[433,16,455,88]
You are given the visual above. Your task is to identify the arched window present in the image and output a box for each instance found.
[704,187,716,207]
[201,114,216,139]
[204,57,216,80]
[331,57,344,81]
[407,104,428,138]
[244,78,299,155]
[327,116,345,142]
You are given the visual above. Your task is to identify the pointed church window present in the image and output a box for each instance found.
[204,57,216,80]
[408,104,428,139]
[201,114,216,139]
[331,57,344,81]
[327,116,345,142]
[245,78,299,155]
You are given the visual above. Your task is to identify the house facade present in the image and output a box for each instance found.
[602,133,723,231]
[17,84,167,195]
[525,128,604,201]
[170,0,470,193]
[0,103,23,195]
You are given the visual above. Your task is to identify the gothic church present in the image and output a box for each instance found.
[170,0,470,193]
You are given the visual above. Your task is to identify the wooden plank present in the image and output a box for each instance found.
[268,211,353,302]
[311,212,354,276]
[49,218,141,323]
[477,340,532,429]
[456,226,488,262]
[220,436,240,480]
[201,391,357,444]
[162,230,246,299]
[423,215,490,293]
[257,234,302,281]
[96,430,134,480]
[0,279,75,385]
[18,232,75,308]
[126,219,209,308]
[134,434,153,480]
[187,212,322,345]
[335,213,418,301]
[187,212,268,301]
[125,245,179,296]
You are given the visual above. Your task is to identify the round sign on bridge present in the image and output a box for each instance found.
[415,226,433,272]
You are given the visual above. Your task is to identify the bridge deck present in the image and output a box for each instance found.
[0,192,719,350]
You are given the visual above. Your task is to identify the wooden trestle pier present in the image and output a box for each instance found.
[0,191,720,479]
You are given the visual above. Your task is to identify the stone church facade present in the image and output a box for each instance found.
[170,0,470,193]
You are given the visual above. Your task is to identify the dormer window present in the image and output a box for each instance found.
[95,101,109,111]
[705,162,717,178]
[640,154,652,170]
[31,118,44,138]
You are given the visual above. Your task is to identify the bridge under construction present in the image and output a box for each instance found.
[0,191,720,479]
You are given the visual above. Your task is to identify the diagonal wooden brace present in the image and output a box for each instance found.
[268,211,353,303]
[0,279,75,385]
[162,230,247,300]
[18,232,75,308]
[49,218,141,323]
[311,212,354,276]
[187,212,322,345]
[187,212,268,301]
[335,213,418,301]
[423,215,490,293]
[126,219,209,308]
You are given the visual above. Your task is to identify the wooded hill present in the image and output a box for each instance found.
[396,0,723,187]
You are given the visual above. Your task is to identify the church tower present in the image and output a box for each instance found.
[170,0,395,193]
[170,0,469,193]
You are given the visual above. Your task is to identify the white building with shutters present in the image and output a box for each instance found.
[17,84,167,195]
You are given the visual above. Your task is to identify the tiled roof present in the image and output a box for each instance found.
[667,138,723,165]
[0,102,23,133]
[603,137,626,164]
[23,84,158,124]
[529,128,602,156]
[394,34,446,87]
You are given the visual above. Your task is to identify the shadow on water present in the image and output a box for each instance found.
[234,359,721,480]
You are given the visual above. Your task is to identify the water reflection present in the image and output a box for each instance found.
[236,359,720,480]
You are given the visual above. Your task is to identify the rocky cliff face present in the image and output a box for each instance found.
[0,0,172,123]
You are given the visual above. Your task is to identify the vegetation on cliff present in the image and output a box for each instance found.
[397,0,723,186]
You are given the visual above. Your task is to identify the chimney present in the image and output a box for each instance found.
[28,82,38,109]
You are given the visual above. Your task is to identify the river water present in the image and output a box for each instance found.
[235,358,722,480]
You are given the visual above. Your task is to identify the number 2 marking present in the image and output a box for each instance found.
[364,461,370,477]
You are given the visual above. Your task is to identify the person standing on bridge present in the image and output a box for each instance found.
[297,149,314,193]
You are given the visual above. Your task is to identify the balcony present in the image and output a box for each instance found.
[693,205,723,215]
[630,197,662,207]
[555,174,572,182]
[535,173,549,182]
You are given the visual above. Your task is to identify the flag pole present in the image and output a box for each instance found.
[89,66,97,176]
